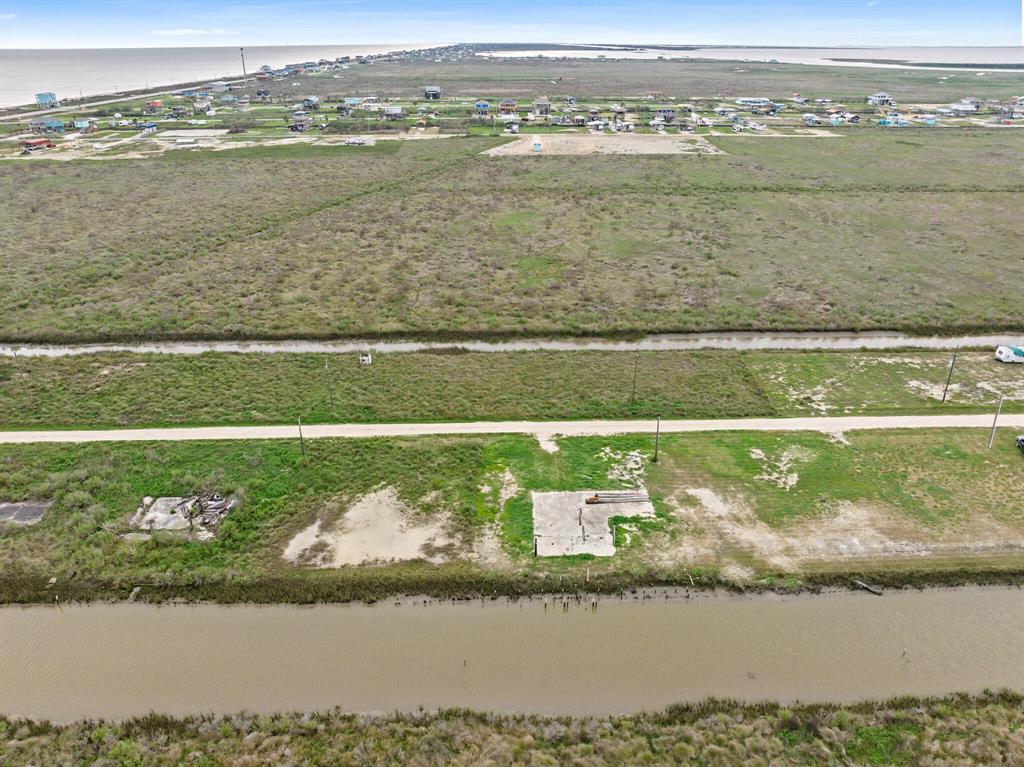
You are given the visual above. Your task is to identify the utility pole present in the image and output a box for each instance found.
[240,47,248,85]
[630,349,640,404]
[298,416,306,459]
[941,346,959,403]
[988,395,1004,449]
[653,415,661,463]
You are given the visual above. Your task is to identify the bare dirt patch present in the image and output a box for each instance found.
[473,469,519,568]
[659,488,1024,572]
[484,133,724,156]
[283,487,453,567]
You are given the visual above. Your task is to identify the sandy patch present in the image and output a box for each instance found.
[473,470,519,568]
[598,447,647,487]
[751,445,816,491]
[484,133,724,156]
[681,488,796,570]
[283,487,452,567]
[660,488,1024,572]
[536,433,560,453]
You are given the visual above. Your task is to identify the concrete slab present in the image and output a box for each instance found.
[0,501,52,525]
[131,497,193,531]
[531,491,655,557]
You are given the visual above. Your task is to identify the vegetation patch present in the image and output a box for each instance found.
[1,692,1020,766]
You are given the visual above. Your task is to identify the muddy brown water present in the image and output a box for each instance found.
[2,331,1021,358]
[1,588,1021,722]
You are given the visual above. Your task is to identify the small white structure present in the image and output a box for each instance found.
[359,351,373,365]
[995,345,1024,363]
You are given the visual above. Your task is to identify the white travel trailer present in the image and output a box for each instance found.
[995,346,1024,363]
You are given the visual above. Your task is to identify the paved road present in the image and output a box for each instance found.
[1,414,1018,444]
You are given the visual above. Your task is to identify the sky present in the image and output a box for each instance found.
[0,0,1021,48]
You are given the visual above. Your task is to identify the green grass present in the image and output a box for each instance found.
[0,131,1021,342]
[0,428,1021,603]
[3,692,1021,767]
[0,350,1018,430]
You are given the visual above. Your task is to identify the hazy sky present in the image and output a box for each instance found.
[0,0,1021,48]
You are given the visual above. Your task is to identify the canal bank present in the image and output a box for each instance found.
[1,587,1021,721]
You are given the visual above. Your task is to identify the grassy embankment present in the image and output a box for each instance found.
[1,130,1021,342]
[0,350,1021,429]
[2,691,1021,766]
[1,428,1021,603]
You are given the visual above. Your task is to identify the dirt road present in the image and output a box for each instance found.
[1,414,1018,444]
[3,331,1020,358]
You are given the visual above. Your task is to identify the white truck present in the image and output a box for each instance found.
[995,345,1024,363]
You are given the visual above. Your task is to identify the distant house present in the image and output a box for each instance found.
[140,122,158,134]
[533,98,551,116]
[735,97,772,107]
[498,98,517,115]
[791,95,810,105]
[218,94,238,105]
[474,100,489,115]
[208,81,229,93]
[73,118,98,133]
[35,92,59,108]
[424,85,442,100]
[949,100,978,115]
[655,108,676,121]
[29,118,65,134]
[867,91,894,106]
[302,96,320,110]
[565,95,576,105]
[383,106,405,120]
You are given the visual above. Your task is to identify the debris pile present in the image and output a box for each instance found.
[130,494,237,541]
[585,492,650,505]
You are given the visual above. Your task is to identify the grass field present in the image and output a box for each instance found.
[1,130,1021,342]
[0,428,1020,602]
[0,350,1019,428]
[4,692,1020,767]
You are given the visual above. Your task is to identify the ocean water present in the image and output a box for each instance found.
[0,44,435,107]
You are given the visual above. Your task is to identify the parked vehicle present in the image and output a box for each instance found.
[995,346,1024,363]
[344,137,366,145]
[1016,435,1024,453]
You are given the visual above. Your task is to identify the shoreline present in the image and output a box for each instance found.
[0,43,444,115]
[3,566,1021,607]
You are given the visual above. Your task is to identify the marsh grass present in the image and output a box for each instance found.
[1,132,1021,342]
[1,692,1021,766]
